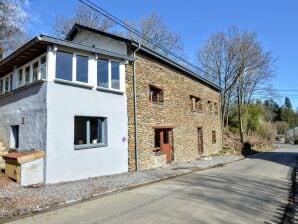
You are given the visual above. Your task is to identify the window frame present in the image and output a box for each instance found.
[55,50,91,85]
[74,116,108,150]
[149,84,164,104]
[96,58,122,91]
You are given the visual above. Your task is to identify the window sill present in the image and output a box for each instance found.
[191,110,202,113]
[151,101,164,105]
[74,143,108,150]
[54,79,94,89]
[96,87,124,94]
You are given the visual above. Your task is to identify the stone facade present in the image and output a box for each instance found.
[126,51,222,171]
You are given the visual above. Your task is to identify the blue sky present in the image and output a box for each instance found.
[24,0,298,108]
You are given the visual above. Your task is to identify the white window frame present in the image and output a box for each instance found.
[55,49,91,86]
[96,58,123,91]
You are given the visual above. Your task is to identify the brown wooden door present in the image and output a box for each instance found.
[160,129,172,161]
[198,128,204,155]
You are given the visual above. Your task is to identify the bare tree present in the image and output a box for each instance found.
[0,0,28,59]
[52,4,114,39]
[198,27,275,142]
[126,12,184,56]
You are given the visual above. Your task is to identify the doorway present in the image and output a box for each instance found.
[10,125,19,149]
[198,127,204,155]
[154,128,173,162]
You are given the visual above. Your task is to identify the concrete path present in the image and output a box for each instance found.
[7,144,298,224]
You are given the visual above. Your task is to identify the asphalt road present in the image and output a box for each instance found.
[7,143,298,224]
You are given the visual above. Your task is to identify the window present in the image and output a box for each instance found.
[74,116,107,149]
[149,85,164,103]
[190,95,203,112]
[33,62,39,82]
[56,51,72,81]
[97,59,109,88]
[208,101,213,112]
[25,66,30,85]
[154,129,161,148]
[9,74,13,91]
[4,77,9,93]
[40,56,47,79]
[18,69,23,87]
[111,61,120,89]
[0,79,3,94]
[76,55,88,83]
[214,102,219,115]
[212,130,216,144]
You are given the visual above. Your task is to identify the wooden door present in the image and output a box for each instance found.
[198,128,204,155]
[160,129,172,161]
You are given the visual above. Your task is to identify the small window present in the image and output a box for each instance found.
[76,55,88,83]
[74,116,107,149]
[149,85,164,103]
[208,101,213,112]
[25,66,30,85]
[4,77,9,93]
[33,62,39,82]
[97,59,109,88]
[18,69,23,87]
[111,61,120,89]
[56,51,72,81]
[190,95,203,112]
[9,74,13,91]
[214,102,219,115]
[0,79,3,94]
[40,56,47,79]
[212,130,216,144]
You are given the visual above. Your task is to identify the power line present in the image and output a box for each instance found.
[78,0,220,84]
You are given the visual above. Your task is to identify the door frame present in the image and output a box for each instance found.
[153,127,174,162]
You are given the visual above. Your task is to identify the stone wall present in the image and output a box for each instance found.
[126,51,223,171]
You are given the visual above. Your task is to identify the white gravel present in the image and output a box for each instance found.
[0,155,242,220]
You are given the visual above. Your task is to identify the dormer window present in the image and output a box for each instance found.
[149,85,164,103]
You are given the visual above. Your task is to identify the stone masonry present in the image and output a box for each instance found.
[126,50,222,171]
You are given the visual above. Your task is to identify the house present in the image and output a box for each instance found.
[0,24,222,184]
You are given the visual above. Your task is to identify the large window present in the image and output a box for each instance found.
[56,51,72,81]
[4,77,9,93]
[111,61,120,89]
[76,55,88,83]
[74,116,107,149]
[97,59,109,88]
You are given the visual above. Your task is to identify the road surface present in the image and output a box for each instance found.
[7,144,298,224]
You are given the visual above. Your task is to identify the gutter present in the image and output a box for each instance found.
[133,43,141,171]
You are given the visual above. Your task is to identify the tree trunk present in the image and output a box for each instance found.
[237,86,244,143]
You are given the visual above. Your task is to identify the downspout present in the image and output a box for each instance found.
[133,42,141,171]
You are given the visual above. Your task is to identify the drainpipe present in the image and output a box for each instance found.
[133,42,141,171]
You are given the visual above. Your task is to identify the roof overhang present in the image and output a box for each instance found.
[0,35,135,77]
